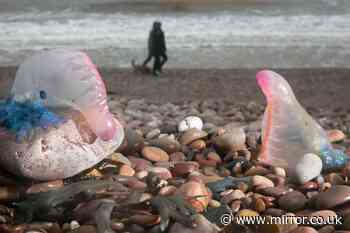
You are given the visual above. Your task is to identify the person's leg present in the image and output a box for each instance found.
[159,53,168,72]
[153,55,161,76]
[142,54,152,67]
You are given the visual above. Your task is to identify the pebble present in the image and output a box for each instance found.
[237,209,260,217]
[120,128,144,154]
[177,181,211,213]
[129,157,152,171]
[149,136,181,154]
[172,161,199,177]
[195,153,221,167]
[178,116,204,132]
[278,191,307,212]
[318,225,336,233]
[309,210,337,224]
[141,146,169,162]
[26,180,64,194]
[295,153,323,184]
[311,185,350,209]
[180,128,208,145]
[327,129,346,143]
[0,117,124,180]
[106,152,132,166]
[213,130,246,152]
[145,128,161,139]
[221,189,245,204]
[252,175,274,188]
[169,214,218,233]
[288,227,318,233]
[257,187,288,197]
[190,140,206,150]
[324,173,345,185]
[147,167,172,180]
[118,164,135,177]
[273,167,287,177]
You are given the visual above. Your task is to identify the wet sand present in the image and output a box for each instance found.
[0,67,349,110]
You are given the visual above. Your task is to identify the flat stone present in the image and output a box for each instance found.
[180,128,208,145]
[327,129,346,143]
[288,227,318,233]
[0,117,124,180]
[278,191,307,212]
[142,146,169,162]
[252,175,274,188]
[149,136,181,154]
[311,185,350,209]
[169,214,218,233]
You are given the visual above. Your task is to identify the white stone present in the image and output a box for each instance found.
[178,116,203,132]
[295,153,323,184]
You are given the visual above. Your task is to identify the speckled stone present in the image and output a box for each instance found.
[311,185,350,209]
[0,117,124,180]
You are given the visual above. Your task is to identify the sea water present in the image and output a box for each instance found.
[0,0,349,68]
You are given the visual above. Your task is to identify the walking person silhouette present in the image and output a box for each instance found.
[143,21,168,77]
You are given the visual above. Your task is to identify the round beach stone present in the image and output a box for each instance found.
[0,117,124,180]
[178,116,203,132]
[141,146,169,162]
[311,185,350,209]
[295,153,322,184]
[327,129,346,143]
[180,128,208,145]
[213,129,246,151]
[278,191,307,212]
[149,136,181,154]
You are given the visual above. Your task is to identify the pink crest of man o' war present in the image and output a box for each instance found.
[0,49,125,180]
[12,49,118,141]
[256,70,348,174]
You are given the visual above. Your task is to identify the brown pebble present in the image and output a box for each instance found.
[327,129,346,143]
[106,152,131,166]
[208,199,221,208]
[195,153,220,167]
[309,210,337,225]
[244,166,271,176]
[318,225,335,233]
[111,222,125,231]
[252,175,274,188]
[148,167,172,180]
[311,185,350,209]
[0,187,20,201]
[299,181,319,192]
[263,208,285,217]
[118,164,135,177]
[130,214,160,226]
[231,200,241,212]
[190,140,206,150]
[278,191,307,212]
[237,209,259,217]
[142,146,169,162]
[288,226,318,233]
[257,187,288,197]
[67,225,96,233]
[213,130,246,151]
[129,157,152,171]
[169,152,186,162]
[254,198,266,213]
[177,181,211,213]
[325,173,345,185]
[26,180,63,194]
[159,185,177,196]
[149,137,181,154]
[180,128,208,145]
[172,161,199,177]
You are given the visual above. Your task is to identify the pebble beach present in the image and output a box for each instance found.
[0,67,350,233]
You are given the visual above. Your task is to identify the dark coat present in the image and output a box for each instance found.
[148,29,166,56]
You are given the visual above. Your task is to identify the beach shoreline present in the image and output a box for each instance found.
[1,67,349,109]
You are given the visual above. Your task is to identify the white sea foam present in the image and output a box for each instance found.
[0,1,350,67]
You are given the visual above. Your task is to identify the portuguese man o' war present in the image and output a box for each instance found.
[11,49,119,141]
[257,70,349,173]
